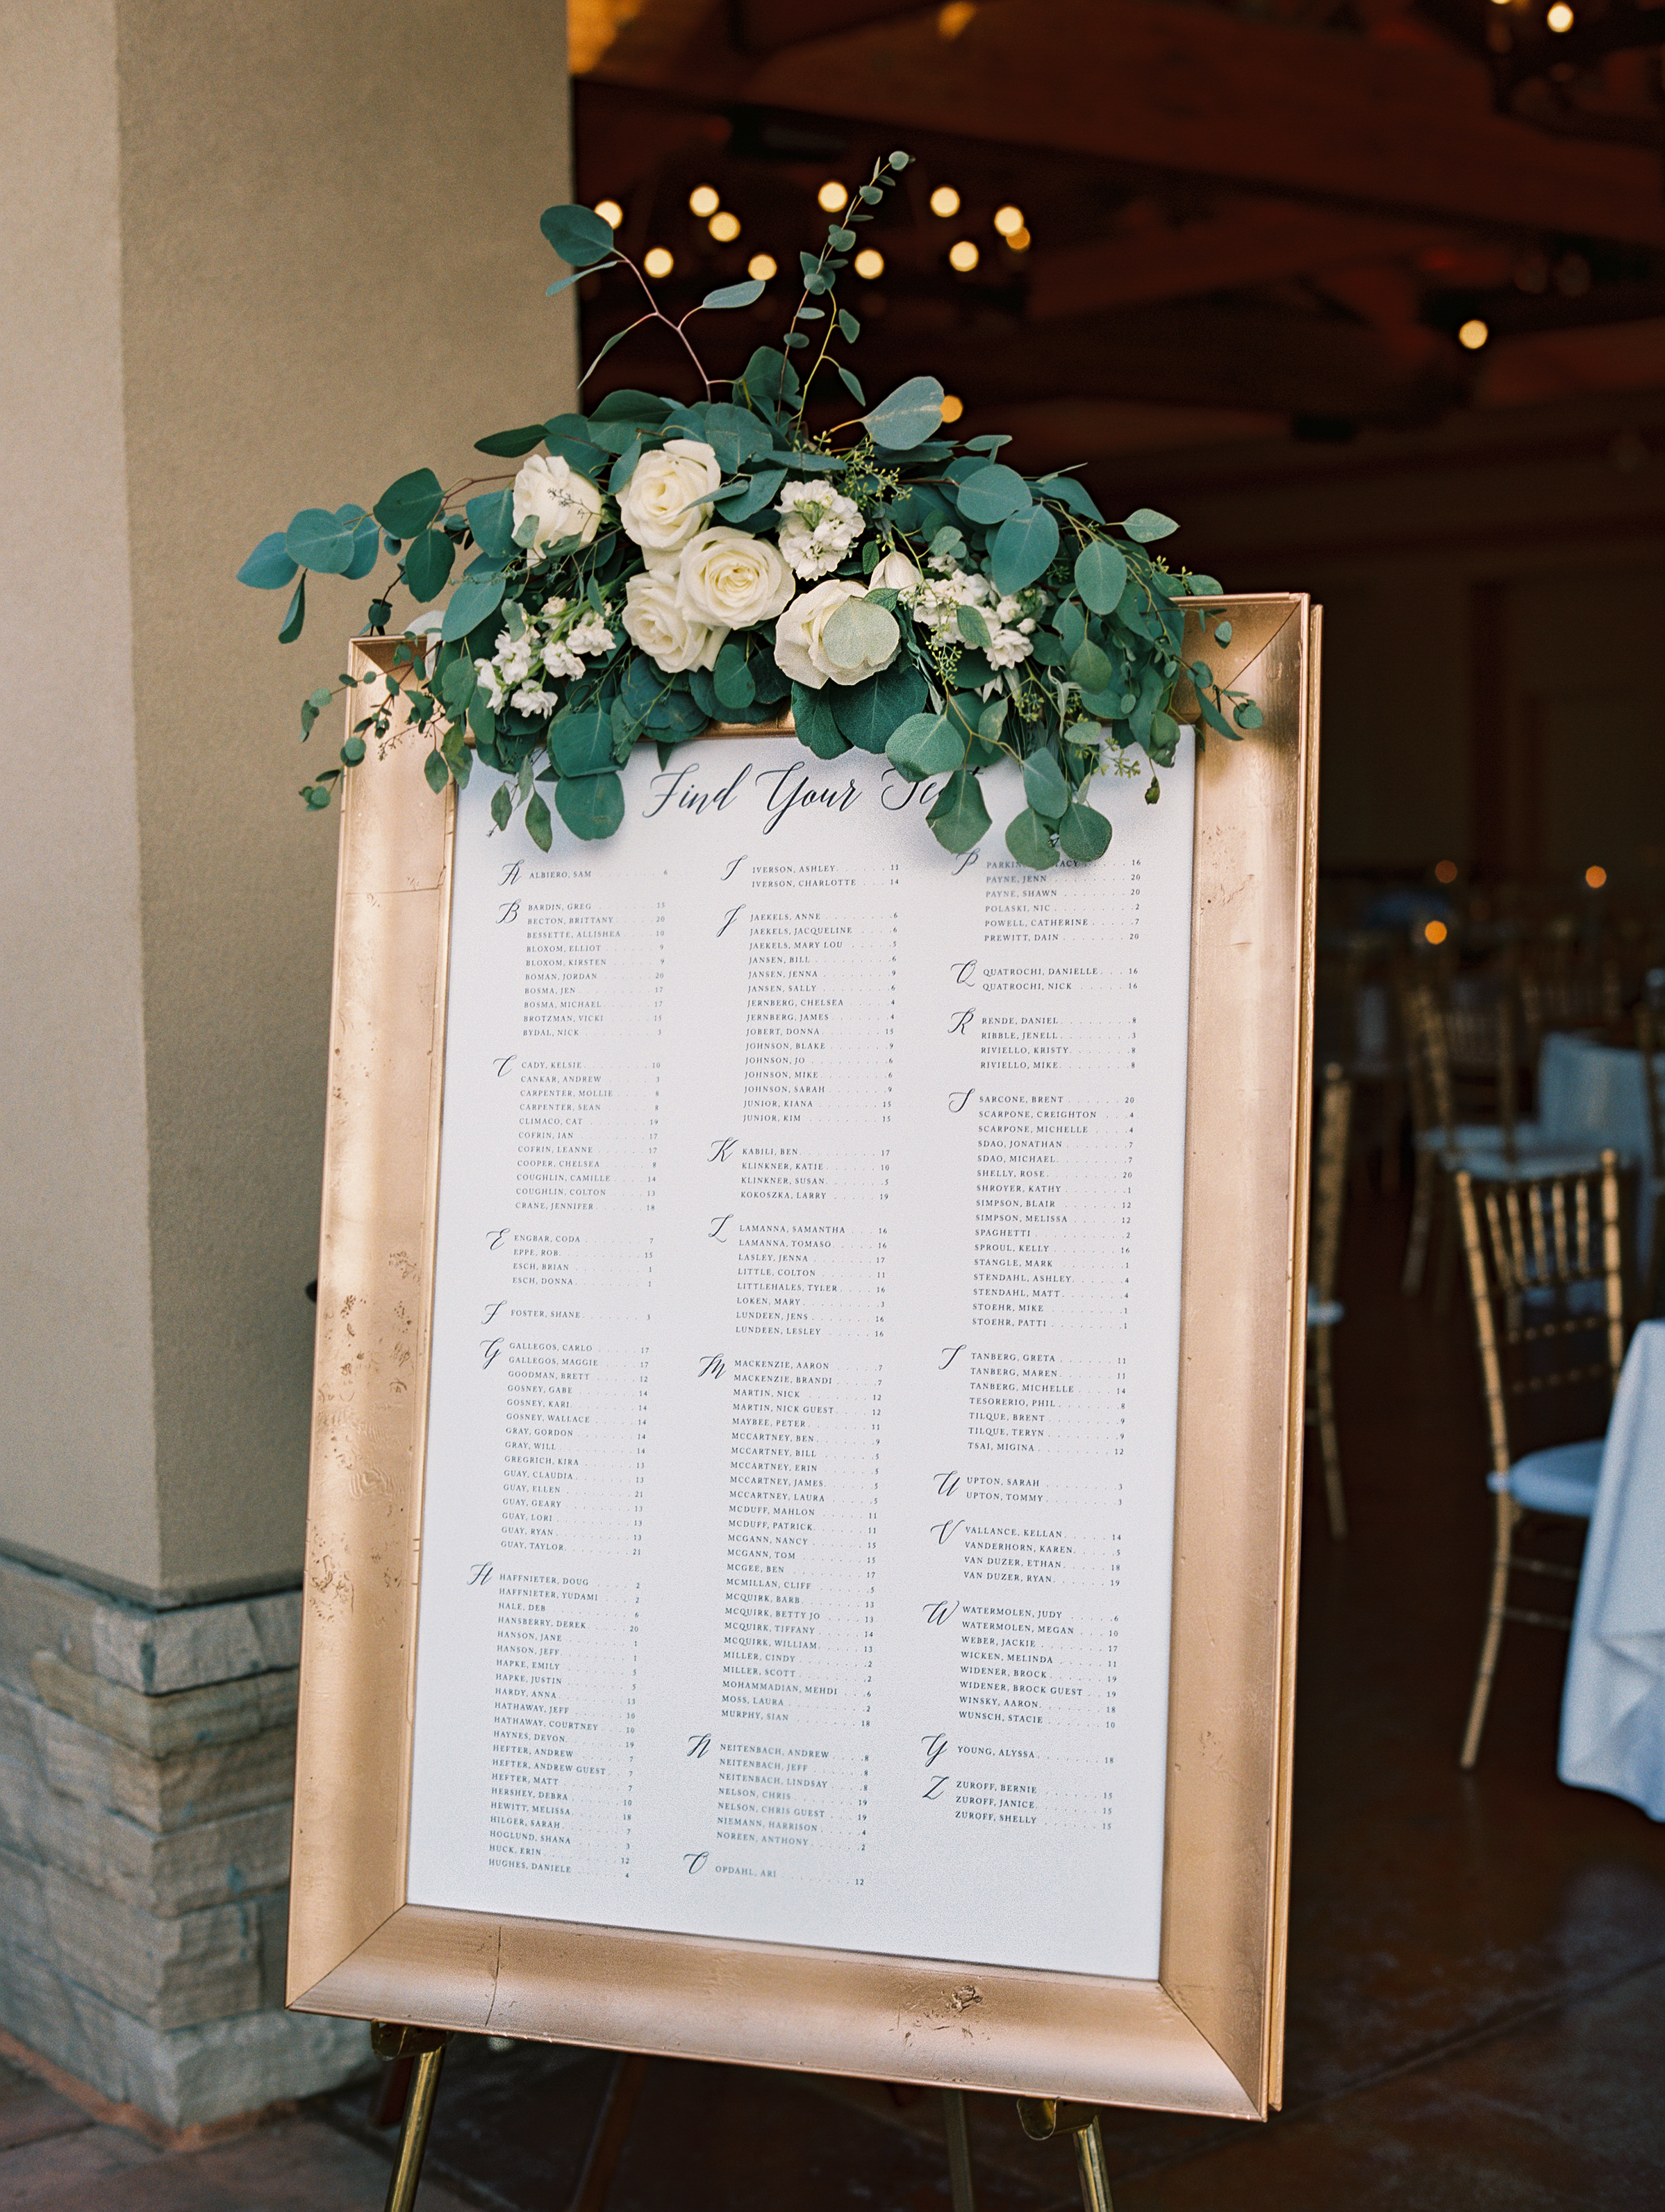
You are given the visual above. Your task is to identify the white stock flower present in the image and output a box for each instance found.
[510,684,561,716]
[512,455,603,561]
[674,527,795,632]
[622,570,724,674]
[618,438,722,555]
[773,579,901,690]
[775,480,864,579]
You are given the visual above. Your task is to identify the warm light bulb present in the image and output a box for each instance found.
[948,239,980,272]
[1458,317,1489,350]
[1585,864,1607,889]
[853,248,885,279]
[938,0,977,35]
[993,204,1025,237]
[1434,860,1459,884]
[593,200,623,229]
[941,395,965,423]
[688,185,720,218]
[747,252,777,282]
[1424,920,1448,946]
[1005,225,1032,251]
[818,181,849,213]
[1547,3,1574,28]
[643,247,674,279]
[929,185,961,217]
[708,211,741,242]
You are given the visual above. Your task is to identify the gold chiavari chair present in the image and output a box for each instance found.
[1637,1005,1665,1319]
[1306,1064,1352,1540]
[1400,978,1519,1301]
[1518,959,1623,1070]
[1454,1148,1628,1769]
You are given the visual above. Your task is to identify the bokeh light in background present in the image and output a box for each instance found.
[747,253,777,282]
[929,185,961,217]
[853,248,885,279]
[687,184,719,217]
[708,211,740,242]
[818,181,848,212]
[593,200,622,229]
[948,239,980,272]
[643,247,674,279]
[1434,860,1459,884]
[941,395,965,422]
[1586,864,1607,888]
[1424,920,1449,944]
[1458,318,1490,350]
[993,204,1025,236]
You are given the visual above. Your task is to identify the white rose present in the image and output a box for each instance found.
[622,570,724,675]
[772,579,902,690]
[511,454,602,559]
[618,438,722,555]
[869,550,923,595]
[674,527,795,632]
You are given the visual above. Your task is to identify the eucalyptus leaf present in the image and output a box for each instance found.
[550,710,615,776]
[835,362,866,406]
[490,782,513,831]
[956,604,992,650]
[1022,748,1070,820]
[927,769,991,855]
[342,513,381,580]
[792,683,850,758]
[524,790,554,851]
[556,770,625,840]
[956,464,1032,525]
[340,734,367,767]
[237,532,297,591]
[702,277,767,310]
[1120,506,1179,543]
[886,711,963,781]
[590,388,672,427]
[285,508,357,575]
[278,573,306,644]
[1057,800,1112,862]
[1004,807,1059,871]
[374,468,444,539]
[1074,540,1128,616]
[474,424,549,458]
[990,503,1059,594]
[1234,699,1264,730]
[822,596,899,671]
[1070,640,1113,694]
[861,374,945,451]
[440,572,506,643]
[713,641,756,713]
[547,263,616,297]
[540,202,616,267]
[1054,600,1086,657]
[829,658,925,752]
[465,488,517,561]
[423,749,449,795]
[1214,620,1234,645]
[404,529,455,602]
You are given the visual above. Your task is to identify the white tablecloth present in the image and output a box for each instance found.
[1559,1319,1665,1819]
[1536,1030,1655,1271]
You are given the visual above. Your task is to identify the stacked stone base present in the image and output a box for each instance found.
[0,1553,368,2127]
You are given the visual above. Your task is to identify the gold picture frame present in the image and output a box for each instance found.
[288,594,1320,2122]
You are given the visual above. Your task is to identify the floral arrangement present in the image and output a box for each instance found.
[240,153,1257,870]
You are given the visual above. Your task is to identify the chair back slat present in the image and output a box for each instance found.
[1455,1148,1630,1479]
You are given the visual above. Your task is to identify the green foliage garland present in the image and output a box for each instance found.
[241,154,1259,870]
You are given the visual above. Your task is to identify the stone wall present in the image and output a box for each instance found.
[0,1553,365,2128]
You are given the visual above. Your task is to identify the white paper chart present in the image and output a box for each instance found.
[406,733,1195,1979]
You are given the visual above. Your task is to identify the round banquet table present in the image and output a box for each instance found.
[1559,1319,1665,1820]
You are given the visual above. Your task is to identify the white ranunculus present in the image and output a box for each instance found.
[512,454,602,559]
[869,550,923,595]
[618,438,722,555]
[674,527,795,632]
[772,579,902,690]
[622,570,724,675]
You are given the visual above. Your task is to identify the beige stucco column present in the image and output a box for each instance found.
[0,0,576,2123]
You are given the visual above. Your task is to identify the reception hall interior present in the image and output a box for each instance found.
[3,0,1664,2206]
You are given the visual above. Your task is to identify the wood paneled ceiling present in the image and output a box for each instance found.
[570,0,1665,461]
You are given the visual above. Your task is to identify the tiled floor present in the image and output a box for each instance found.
[3,1185,1662,2208]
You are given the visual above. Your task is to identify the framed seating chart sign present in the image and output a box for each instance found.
[288,593,1320,2124]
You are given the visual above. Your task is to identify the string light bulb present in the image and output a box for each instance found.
[688,185,720,217]
[708,211,741,242]
[929,185,961,217]
[941,395,965,422]
[853,247,885,279]
[1005,225,1032,251]
[747,252,777,282]
[1585,864,1607,888]
[1547,3,1574,28]
[1424,920,1448,945]
[818,181,849,212]
[1434,860,1459,884]
[643,247,674,279]
[593,200,623,229]
[1458,317,1490,350]
[993,204,1025,236]
[948,239,980,272]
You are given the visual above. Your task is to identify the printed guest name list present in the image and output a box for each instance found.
[407,734,1194,1979]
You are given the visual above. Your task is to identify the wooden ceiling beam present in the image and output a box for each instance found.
[595,0,1665,248]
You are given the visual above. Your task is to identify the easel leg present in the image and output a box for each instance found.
[372,2024,452,2212]
[567,2051,649,2212]
[1016,2097,1116,2212]
[942,2087,977,2212]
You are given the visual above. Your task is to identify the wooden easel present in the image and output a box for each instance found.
[370,2022,1116,2212]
